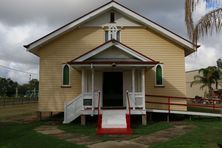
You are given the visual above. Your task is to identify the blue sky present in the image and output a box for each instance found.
[206,0,221,9]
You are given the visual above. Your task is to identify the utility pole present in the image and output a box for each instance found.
[15,87,18,98]
[34,88,36,97]
[29,74,32,81]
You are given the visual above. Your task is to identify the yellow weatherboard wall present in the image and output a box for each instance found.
[37,27,187,112]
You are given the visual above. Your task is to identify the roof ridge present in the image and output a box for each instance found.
[24,0,198,56]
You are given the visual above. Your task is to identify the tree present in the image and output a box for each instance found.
[28,79,39,91]
[217,58,222,68]
[185,0,222,46]
[0,77,18,97]
[191,66,221,98]
[0,77,39,97]
[18,79,39,97]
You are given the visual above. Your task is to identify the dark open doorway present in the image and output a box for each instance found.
[103,72,123,107]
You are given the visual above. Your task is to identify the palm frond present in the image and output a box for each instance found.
[190,79,204,87]
[200,84,207,90]
[185,0,222,46]
[193,8,222,45]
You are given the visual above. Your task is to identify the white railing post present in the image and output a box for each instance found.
[64,102,67,123]
[142,69,145,110]
[126,90,129,109]
[82,70,85,108]
[98,90,101,113]
[132,69,135,110]
[91,68,95,116]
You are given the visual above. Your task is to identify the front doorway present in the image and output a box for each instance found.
[103,72,123,107]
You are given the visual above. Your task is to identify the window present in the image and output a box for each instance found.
[105,26,120,42]
[116,31,120,41]
[155,64,163,86]
[105,31,109,42]
[63,64,70,86]
[110,12,115,23]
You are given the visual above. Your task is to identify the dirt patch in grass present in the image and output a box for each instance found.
[131,122,194,146]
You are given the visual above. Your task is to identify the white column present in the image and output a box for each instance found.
[142,69,145,110]
[81,70,85,95]
[81,70,85,109]
[132,69,135,110]
[91,69,95,116]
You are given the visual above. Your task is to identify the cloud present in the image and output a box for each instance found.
[0,0,221,83]
[185,1,222,71]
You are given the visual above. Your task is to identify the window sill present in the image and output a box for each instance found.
[154,85,165,88]
[61,85,71,88]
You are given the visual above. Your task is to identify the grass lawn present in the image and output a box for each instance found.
[1,104,222,147]
[0,122,86,148]
[151,117,222,148]
[188,106,221,114]
[0,103,38,120]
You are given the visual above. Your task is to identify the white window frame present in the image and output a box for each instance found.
[154,64,164,87]
[104,25,121,41]
[61,64,72,87]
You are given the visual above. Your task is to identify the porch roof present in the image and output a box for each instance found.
[68,40,159,68]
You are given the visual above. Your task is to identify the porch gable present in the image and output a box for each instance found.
[68,40,158,65]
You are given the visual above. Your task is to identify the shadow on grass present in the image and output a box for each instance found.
[0,121,86,148]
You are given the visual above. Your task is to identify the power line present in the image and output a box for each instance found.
[0,64,38,75]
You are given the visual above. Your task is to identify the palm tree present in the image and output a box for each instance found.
[185,0,222,46]
[191,66,221,98]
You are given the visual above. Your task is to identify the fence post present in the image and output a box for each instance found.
[3,98,5,106]
[167,97,170,122]
[213,100,215,111]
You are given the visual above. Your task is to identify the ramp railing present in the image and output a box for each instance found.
[146,94,222,113]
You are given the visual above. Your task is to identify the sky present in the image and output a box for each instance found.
[0,0,221,84]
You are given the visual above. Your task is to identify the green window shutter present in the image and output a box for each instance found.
[156,65,163,85]
[63,65,69,85]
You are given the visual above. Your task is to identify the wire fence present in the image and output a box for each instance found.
[0,97,38,106]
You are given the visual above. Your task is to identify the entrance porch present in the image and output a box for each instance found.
[80,67,146,115]
[63,40,159,129]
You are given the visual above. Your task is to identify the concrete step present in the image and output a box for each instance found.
[102,110,127,128]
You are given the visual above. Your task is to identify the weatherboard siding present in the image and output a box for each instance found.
[38,28,104,111]
[38,27,186,112]
[121,28,187,111]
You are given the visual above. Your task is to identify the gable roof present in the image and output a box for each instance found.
[24,1,198,55]
[68,39,159,65]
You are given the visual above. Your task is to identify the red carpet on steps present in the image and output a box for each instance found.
[96,128,132,135]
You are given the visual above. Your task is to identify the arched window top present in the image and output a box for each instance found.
[63,64,70,86]
[105,25,120,41]
[155,64,163,86]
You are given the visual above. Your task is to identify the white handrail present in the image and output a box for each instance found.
[63,94,83,124]
[128,92,145,109]
[126,90,131,115]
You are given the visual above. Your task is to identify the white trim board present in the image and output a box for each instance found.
[25,1,196,54]
[71,64,156,68]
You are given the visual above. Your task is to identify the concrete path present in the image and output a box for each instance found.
[88,141,147,148]
[131,122,194,146]
[35,125,102,145]
[35,122,194,147]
